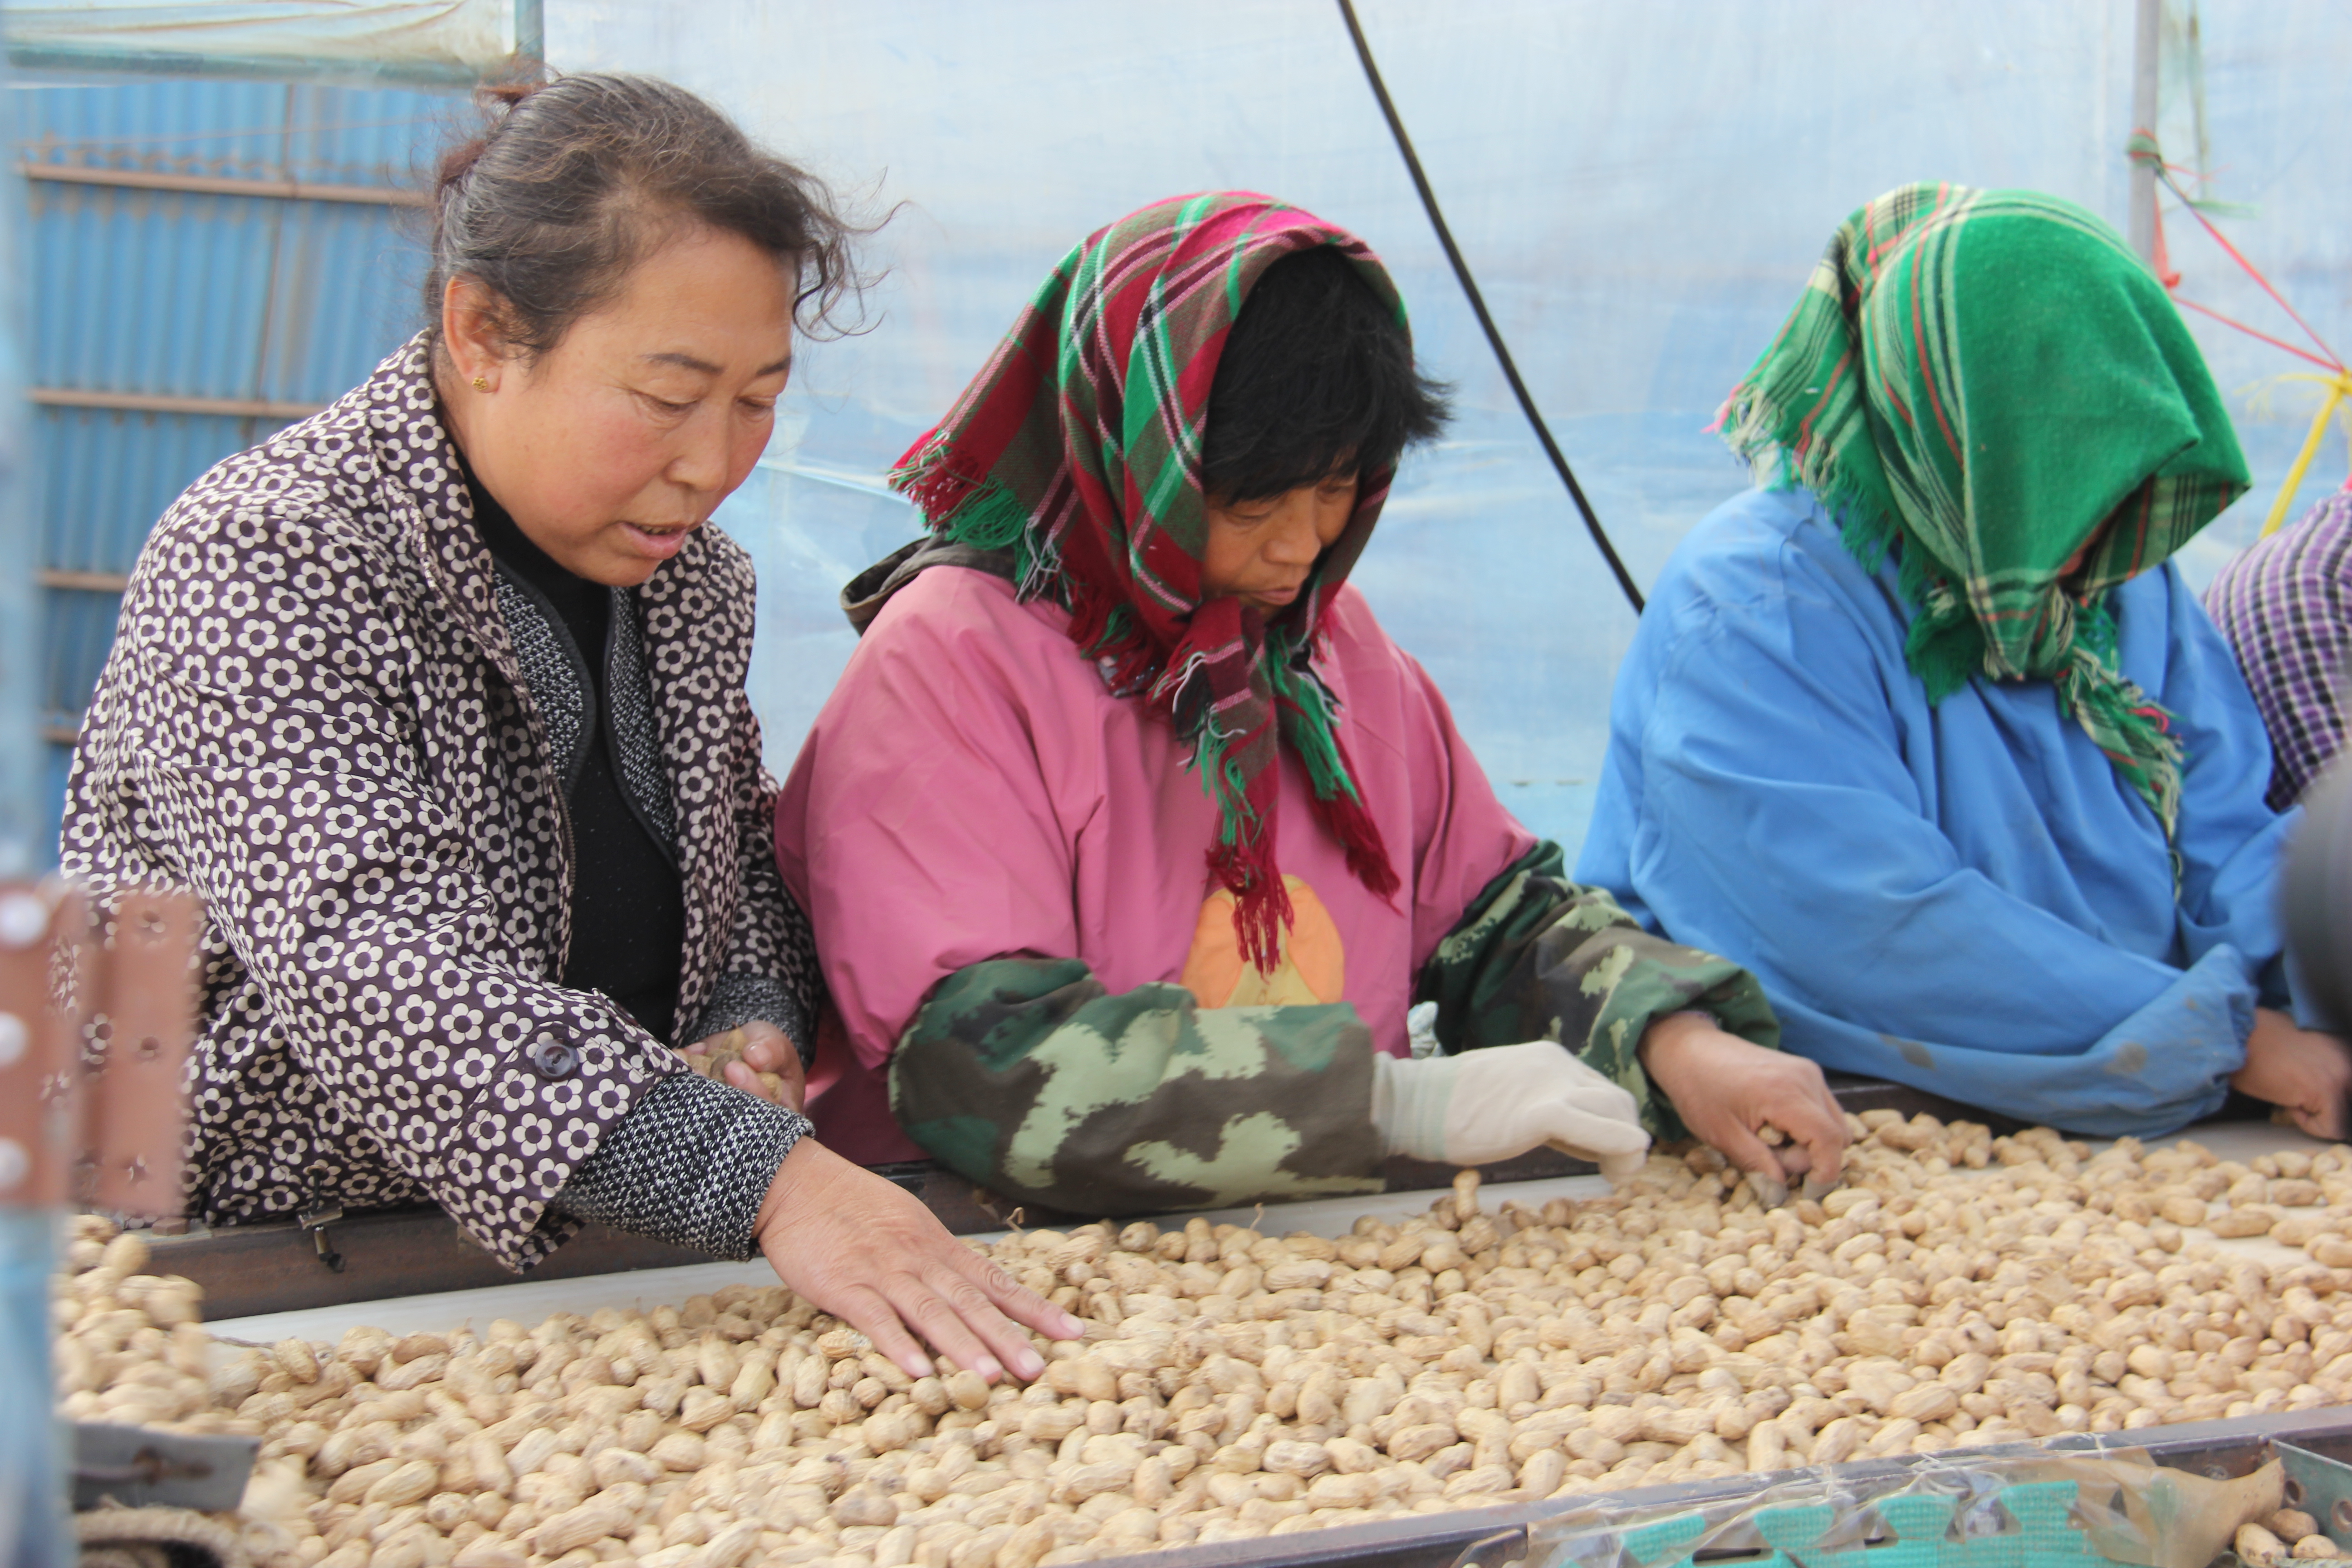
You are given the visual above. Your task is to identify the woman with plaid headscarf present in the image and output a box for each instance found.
[778,192,1842,1216]
[1579,182,2346,1138]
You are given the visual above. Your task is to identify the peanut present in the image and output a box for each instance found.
[2274,1511,2323,1543]
[56,1117,2352,1568]
[2244,1524,2293,1567]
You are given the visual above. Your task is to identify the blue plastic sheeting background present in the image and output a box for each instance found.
[549,0,2352,857]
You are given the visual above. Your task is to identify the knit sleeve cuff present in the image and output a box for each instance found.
[549,1072,809,1260]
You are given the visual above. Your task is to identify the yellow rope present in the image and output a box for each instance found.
[2260,369,2352,537]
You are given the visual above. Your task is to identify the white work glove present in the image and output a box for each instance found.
[1372,1040,1651,1181]
[1406,1000,1443,1059]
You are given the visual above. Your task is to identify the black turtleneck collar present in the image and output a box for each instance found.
[457,449,607,638]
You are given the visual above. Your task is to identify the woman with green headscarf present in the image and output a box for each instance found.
[1578,181,2351,1138]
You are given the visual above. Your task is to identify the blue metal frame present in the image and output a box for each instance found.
[0,75,35,882]
[0,38,65,1568]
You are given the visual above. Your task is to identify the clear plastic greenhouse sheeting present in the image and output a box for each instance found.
[1,0,520,74]
[554,0,2350,856]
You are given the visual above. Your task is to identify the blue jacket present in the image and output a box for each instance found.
[1576,485,2294,1136]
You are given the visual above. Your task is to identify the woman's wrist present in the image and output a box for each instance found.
[754,1135,814,1249]
[1637,1009,1719,1073]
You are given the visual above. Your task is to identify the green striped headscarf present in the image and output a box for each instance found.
[1718,182,2249,841]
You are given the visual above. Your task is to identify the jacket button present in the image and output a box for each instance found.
[527,1039,579,1079]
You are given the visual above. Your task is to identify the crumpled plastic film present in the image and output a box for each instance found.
[5,0,515,72]
[1523,1446,2283,1568]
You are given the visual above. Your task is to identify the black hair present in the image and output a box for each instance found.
[424,73,865,360]
[1201,245,1451,503]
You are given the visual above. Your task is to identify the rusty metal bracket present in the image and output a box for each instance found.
[80,891,201,1215]
[0,883,200,1216]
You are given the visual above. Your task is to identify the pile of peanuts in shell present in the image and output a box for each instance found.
[53,1109,2352,1568]
[2241,1510,2352,1566]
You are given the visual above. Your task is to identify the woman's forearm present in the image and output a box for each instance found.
[891,955,1384,1215]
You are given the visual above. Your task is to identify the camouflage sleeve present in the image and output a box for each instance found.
[1415,841,1780,1140]
[888,956,1387,1217]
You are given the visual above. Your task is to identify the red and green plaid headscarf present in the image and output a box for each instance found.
[890,192,1403,969]
[1718,182,2250,842]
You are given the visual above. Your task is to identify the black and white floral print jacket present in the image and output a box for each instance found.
[60,337,820,1269]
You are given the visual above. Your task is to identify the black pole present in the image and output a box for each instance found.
[1333,0,1645,615]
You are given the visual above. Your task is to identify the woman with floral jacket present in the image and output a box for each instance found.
[60,74,1070,1382]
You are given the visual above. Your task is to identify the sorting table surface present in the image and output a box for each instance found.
[202,1116,2336,1351]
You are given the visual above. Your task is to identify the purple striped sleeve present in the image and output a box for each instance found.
[2205,485,2352,809]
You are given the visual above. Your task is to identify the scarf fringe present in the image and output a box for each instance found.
[1270,657,1400,905]
[2057,647,2185,834]
[892,438,1068,602]
[1311,764,1402,902]
[1210,838,1294,973]
[1170,640,1402,970]
[1718,392,1985,704]
[1188,706,1292,972]
[889,432,995,530]
[1079,592,1158,695]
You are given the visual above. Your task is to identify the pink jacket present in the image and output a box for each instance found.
[775,567,1535,1161]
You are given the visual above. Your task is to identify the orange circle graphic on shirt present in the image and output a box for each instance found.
[1179,875,1345,1008]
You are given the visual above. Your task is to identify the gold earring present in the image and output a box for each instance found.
[471,375,490,392]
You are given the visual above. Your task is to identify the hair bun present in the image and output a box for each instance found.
[434,80,540,196]
[421,72,866,359]
[479,80,539,112]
